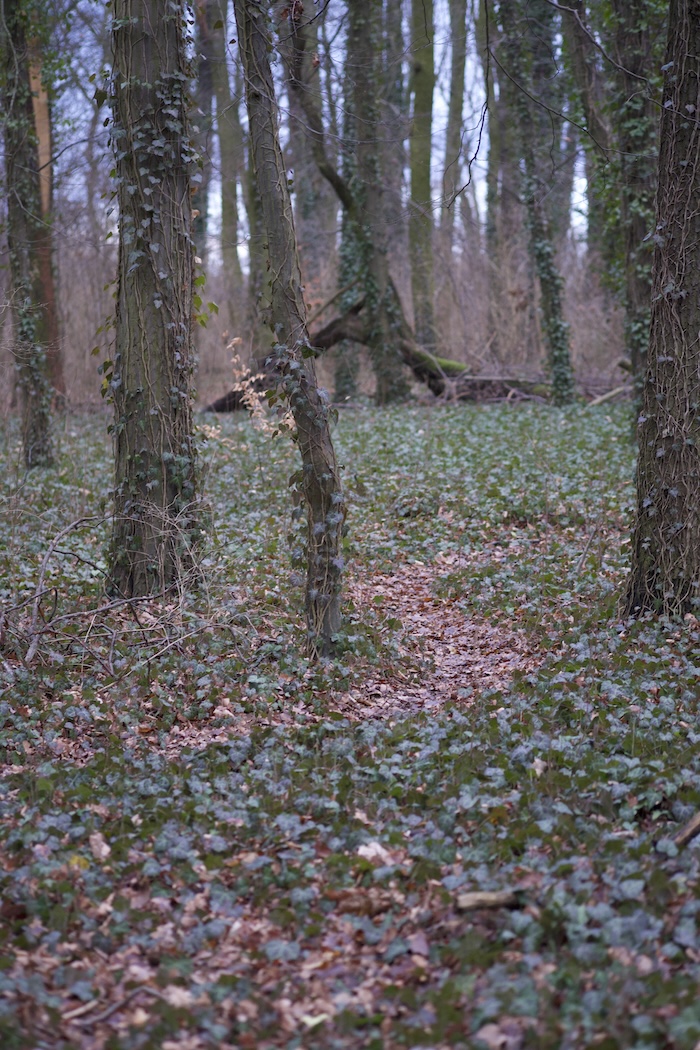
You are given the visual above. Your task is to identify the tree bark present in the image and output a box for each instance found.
[624,0,700,617]
[609,0,665,381]
[347,0,410,402]
[233,0,345,656]
[209,0,244,326]
[28,43,64,401]
[192,0,215,264]
[560,0,611,260]
[408,0,436,349]
[278,1,337,307]
[109,0,200,597]
[1,0,54,467]
[442,0,467,249]
[502,2,576,406]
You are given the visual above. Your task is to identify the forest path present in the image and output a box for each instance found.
[339,559,539,720]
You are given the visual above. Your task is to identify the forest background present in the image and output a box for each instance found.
[0,0,663,412]
[4,2,700,1049]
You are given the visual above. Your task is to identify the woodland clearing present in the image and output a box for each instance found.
[1,403,700,1049]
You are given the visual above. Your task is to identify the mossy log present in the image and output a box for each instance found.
[203,290,545,410]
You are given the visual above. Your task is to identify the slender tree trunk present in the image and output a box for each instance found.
[383,0,408,274]
[442,0,467,249]
[1,0,54,467]
[560,0,612,262]
[284,0,411,403]
[210,0,244,327]
[502,2,575,405]
[408,0,436,349]
[28,44,64,401]
[528,0,572,245]
[109,0,200,597]
[475,0,499,253]
[233,0,345,656]
[193,0,215,264]
[624,0,700,617]
[279,1,337,306]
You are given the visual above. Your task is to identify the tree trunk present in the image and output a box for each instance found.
[560,0,612,262]
[408,0,436,349]
[192,0,215,264]
[382,0,408,269]
[502,2,576,405]
[109,0,200,597]
[348,0,410,402]
[209,0,244,328]
[28,43,65,401]
[442,0,467,249]
[279,1,337,308]
[623,0,700,617]
[233,0,345,656]
[284,0,413,403]
[609,0,665,381]
[1,0,54,468]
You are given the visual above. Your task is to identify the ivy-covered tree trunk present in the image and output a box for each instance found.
[348,0,409,403]
[1,0,54,468]
[609,0,665,383]
[408,0,435,350]
[624,0,700,617]
[502,3,575,406]
[109,0,200,597]
[233,0,345,656]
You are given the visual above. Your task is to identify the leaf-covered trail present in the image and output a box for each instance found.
[340,557,539,720]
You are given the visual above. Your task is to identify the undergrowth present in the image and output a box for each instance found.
[2,403,700,1049]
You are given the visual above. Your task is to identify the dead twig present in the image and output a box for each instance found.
[25,517,101,665]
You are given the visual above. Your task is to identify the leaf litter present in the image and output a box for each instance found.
[1,405,700,1048]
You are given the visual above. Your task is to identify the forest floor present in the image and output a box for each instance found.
[2,403,700,1050]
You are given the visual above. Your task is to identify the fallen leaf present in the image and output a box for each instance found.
[89,832,111,861]
[357,840,393,865]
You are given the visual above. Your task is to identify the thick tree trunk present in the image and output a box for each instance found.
[109,0,200,597]
[1,0,54,467]
[624,0,700,617]
[234,0,345,656]
[408,0,436,350]
[348,0,409,403]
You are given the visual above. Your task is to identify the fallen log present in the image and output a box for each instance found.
[202,288,547,410]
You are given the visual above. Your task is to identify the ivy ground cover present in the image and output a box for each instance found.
[2,403,700,1048]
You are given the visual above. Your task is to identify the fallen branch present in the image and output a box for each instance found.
[673,812,700,849]
[456,890,524,910]
[587,384,632,407]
